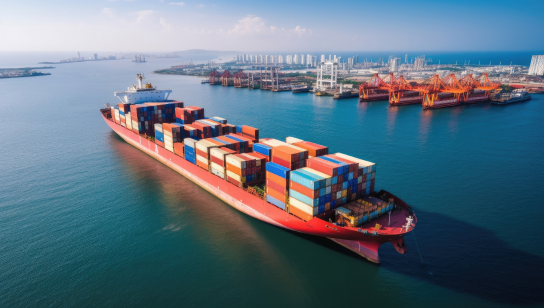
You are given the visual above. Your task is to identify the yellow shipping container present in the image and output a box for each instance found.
[341,189,347,198]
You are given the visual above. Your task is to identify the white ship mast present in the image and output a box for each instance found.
[114,73,172,104]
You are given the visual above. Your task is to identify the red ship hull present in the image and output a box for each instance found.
[103,114,416,263]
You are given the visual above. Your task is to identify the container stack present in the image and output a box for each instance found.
[222,124,237,135]
[163,123,183,153]
[197,119,222,137]
[190,122,212,139]
[265,162,291,210]
[209,148,235,179]
[183,125,198,140]
[239,153,265,184]
[144,102,178,123]
[118,103,132,128]
[226,155,249,188]
[175,107,195,125]
[224,134,250,153]
[241,125,259,143]
[113,106,120,124]
[211,137,237,152]
[195,139,219,170]
[288,168,336,221]
[253,143,272,161]
[271,145,308,170]
[292,141,328,158]
[154,124,164,147]
[184,138,197,164]
[130,104,155,135]
[185,106,205,120]
[211,117,227,124]
[334,153,376,197]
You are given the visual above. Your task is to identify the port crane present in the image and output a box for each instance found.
[209,70,221,85]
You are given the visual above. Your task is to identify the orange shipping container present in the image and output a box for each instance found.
[266,171,287,188]
[266,186,288,203]
[196,159,209,171]
[289,203,313,221]
[272,145,307,162]
[173,142,184,157]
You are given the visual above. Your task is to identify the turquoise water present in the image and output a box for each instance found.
[1,53,544,307]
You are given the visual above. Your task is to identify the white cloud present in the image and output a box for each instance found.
[228,15,312,38]
[197,4,205,8]
[102,8,115,18]
[169,2,185,6]
[135,10,156,23]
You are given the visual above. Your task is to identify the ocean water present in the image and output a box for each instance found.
[1,52,544,307]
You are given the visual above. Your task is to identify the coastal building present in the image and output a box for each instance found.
[390,57,400,72]
[528,55,544,76]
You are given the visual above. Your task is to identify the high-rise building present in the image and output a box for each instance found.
[293,54,299,64]
[286,55,293,65]
[390,57,401,72]
[259,55,263,64]
[414,56,426,70]
[278,55,284,64]
[528,55,544,76]
[354,55,358,64]
[93,53,98,60]
[77,52,81,60]
[405,54,408,64]
[300,54,305,65]
[306,54,312,67]
[320,54,325,63]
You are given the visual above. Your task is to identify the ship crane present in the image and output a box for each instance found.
[358,73,390,102]
[411,74,465,109]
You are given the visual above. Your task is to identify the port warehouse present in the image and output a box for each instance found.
[206,68,502,109]
[107,101,391,227]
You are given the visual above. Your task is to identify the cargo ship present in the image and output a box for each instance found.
[102,75,417,264]
[491,89,531,105]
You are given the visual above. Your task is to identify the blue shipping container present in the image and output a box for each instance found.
[266,195,286,210]
[266,162,291,179]
[289,189,319,207]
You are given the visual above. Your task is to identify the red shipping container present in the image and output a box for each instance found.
[242,125,259,142]
[272,156,295,170]
[211,155,224,167]
[306,157,340,176]
[266,186,287,203]
[227,176,242,188]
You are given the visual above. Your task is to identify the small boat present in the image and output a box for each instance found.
[491,89,531,105]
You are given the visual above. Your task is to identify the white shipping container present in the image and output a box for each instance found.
[226,155,246,169]
[164,134,173,143]
[261,139,287,148]
[334,152,375,170]
[154,123,163,133]
[211,162,224,174]
[289,197,319,216]
[197,154,208,165]
[286,136,304,144]
[211,167,225,179]
[184,138,197,148]
[226,170,242,182]
[210,148,229,160]
[196,140,217,152]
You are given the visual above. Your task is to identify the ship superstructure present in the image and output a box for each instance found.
[114,74,172,104]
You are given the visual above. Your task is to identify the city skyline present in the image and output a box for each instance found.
[1,0,544,52]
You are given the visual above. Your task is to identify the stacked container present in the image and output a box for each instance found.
[288,167,335,220]
[130,104,155,135]
[253,143,272,160]
[173,142,184,157]
[154,123,164,147]
[195,139,219,170]
[293,141,329,157]
[197,119,222,137]
[222,124,237,135]
[241,125,259,142]
[211,137,237,152]
[190,122,212,139]
[334,153,376,197]
[240,153,266,184]
[211,117,227,124]
[226,155,248,188]
[183,125,198,140]
[163,123,183,153]
[184,138,197,164]
[144,102,178,124]
[175,107,195,124]
[271,145,308,170]
[224,134,249,153]
[210,148,235,179]
[118,103,131,128]
[185,106,205,120]
[114,106,120,124]
[265,162,291,210]
[285,136,304,144]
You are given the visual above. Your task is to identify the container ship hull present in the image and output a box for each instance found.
[103,114,415,263]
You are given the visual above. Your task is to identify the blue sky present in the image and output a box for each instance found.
[0,0,543,52]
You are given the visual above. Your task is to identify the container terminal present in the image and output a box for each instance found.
[101,74,417,263]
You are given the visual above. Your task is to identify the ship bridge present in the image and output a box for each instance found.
[114,73,172,104]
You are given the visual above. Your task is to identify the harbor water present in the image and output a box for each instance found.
[1,52,544,307]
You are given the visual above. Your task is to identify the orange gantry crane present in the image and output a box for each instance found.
[221,70,233,86]
[415,74,467,109]
[358,73,390,102]
[388,75,422,106]
[209,70,221,85]
[233,70,248,88]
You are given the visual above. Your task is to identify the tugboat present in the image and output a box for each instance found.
[292,84,311,93]
[491,89,531,105]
